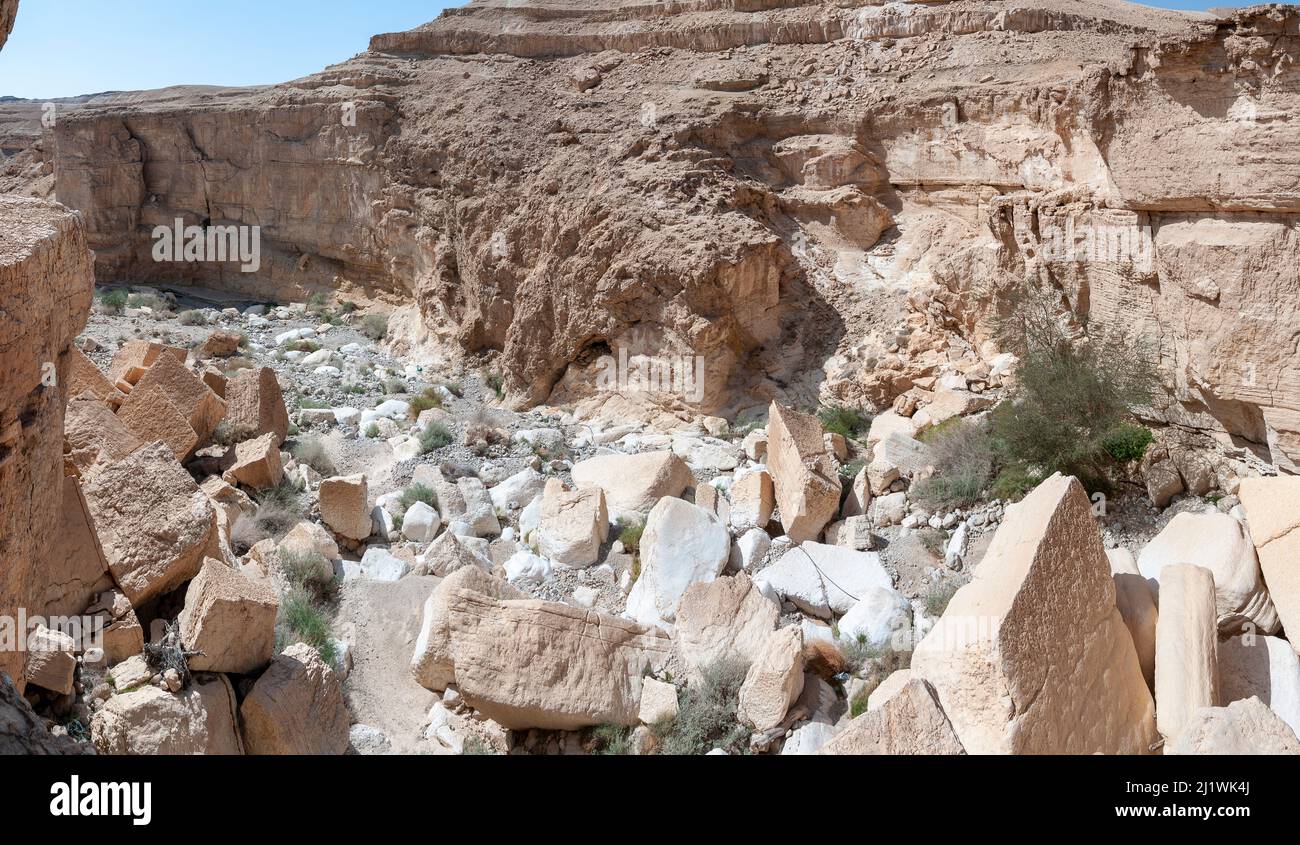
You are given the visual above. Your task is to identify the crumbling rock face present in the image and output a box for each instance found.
[0,196,94,690]
[16,1,1300,452]
[0,0,15,52]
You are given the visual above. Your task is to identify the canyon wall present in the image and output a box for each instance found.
[21,0,1300,465]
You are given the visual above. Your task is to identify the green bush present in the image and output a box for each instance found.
[361,313,389,340]
[486,372,505,400]
[1101,423,1154,463]
[364,423,380,439]
[924,580,961,618]
[98,289,128,314]
[409,388,444,413]
[616,516,645,552]
[126,292,167,311]
[384,378,408,395]
[910,418,994,511]
[399,483,437,513]
[419,422,454,453]
[291,437,336,477]
[838,458,865,480]
[276,586,336,666]
[653,660,749,756]
[587,724,634,755]
[818,405,872,441]
[989,465,1041,502]
[284,339,320,353]
[177,309,207,325]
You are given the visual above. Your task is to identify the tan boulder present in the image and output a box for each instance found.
[1239,476,1300,646]
[840,465,871,518]
[279,520,340,564]
[865,409,918,448]
[822,679,965,755]
[411,566,526,692]
[736,626,804,731]
[729,470,774,533]
[240,643,350,755]
[92,674,244,755]
[639,677,679,726]
[66,345,123,408]
[81,441,216,606]
[1154,563,1219,743]
[224,366,289,445]
[1137,511,1277,634]
[570,450,694,515]
[105,339,175,386]
[1166,697,1300,755]
[115,381,198,460]
[178,558,278,674]
[199,330,242,359]
[824,515,874,551]
[866,668,913,711]
[23,626,76,694]
[1218,634,1300,737]
[201,366,227,398]
[37,475,113,618]
[445,587,672,730]
[674,573,778,681]
[765,402,840,543]
[1107,547,1157,690]
[222,432,284,490]
[127,350,225,443]
[911,474,1157,754]
[536,478,608,568]
[319,474,370,541]
[64,392,142,477]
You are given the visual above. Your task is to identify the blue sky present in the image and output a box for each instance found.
[0,0,1259,99]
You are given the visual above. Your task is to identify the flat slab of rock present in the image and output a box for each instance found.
[1154,563,1219,742]
[82,441,216,606]
[411,567,527,692]
[822,679,965,755]
[911,473,1157,754]
[753,542,891,619]
[91,674,244,755]
[37,475,112,618]
[570,451,694,516]
[319,474,371,541]
[1239,476,1300,646]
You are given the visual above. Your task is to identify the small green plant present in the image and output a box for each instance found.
[126,292,168,311]
[177,309,207,326]
[98,289,128,314]
[399,483,437,513]
[849,688,871,718]
[306,292,329,315]
[409,388,444,413]
[989,465,1041,502]
[838,458,865,480]
[818,405,872,442]
[924,580,961,618]
[587,724,634,755]
[284,339,321,353]
[486,372,505,400]
[291,437,336,477]
[276,586,336,666]
[1101,423,1154,463]
[342,382,366,394]
[616,516,645,552]
[365,422,380,439]
[384,377,409,395]
[653,660,749,756]
[361,313,389,340]
[297,397,330,410]
[419,422,454,453]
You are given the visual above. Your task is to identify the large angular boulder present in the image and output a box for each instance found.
[753,542,892,619]
[1218,634,1300,739]
[115,381,199,461]
[570,451,694,516]
[179,558,279,674]
[536,478,608,568]
[434,475,501,538]
[737,626,805,731]
[66,345,123,408]
[674,573,778,681]
[222,432,284,491]
[224,366,289,445]
[127,350,225,444]
[23,626,76,695]
[240,643,350,755]
[1107,548,1157,690]
[766,402,840,542]
[821,679,965,755]
[82,441,216,606]
[911,474,1157,754]
[487,467,548,514]
[1154,563,1219,743]
[1137,511,1278,634]
[319,474,371,541]
[64,392,142,477]
[37,475,113,618]
[1238,476,1300,644]
[729,469,775,533]
[443,584,672,730]
[91,674,244,755]
[411,567,526,691]
[625,497,730,627]
[837,584,912,650]
[1166,697,1300,755]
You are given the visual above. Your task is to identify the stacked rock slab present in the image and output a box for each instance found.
[1238,476,1300,644]
[0,196,94,691]
[911,474,1157,754]
[765,402,840,543]
[1154,564,1220,743]
[821,679,965,755]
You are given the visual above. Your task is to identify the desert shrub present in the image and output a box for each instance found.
[399,483,437,513]
[924,580,962,618]
[126,292,167,311]
[384,377,408,395]
[252,481,304,538]
[988,286,1158,490]
[342,382,365,394]
[442,380,464,398]
[419,422,454,453]
[486,372,505,400]
[1101,422,1155,463]
[276,586,336,666]
[98,289,128,314]
[361,313,389,340]
[653,660,749,756]
[818,405,872,441]
[616,516,645,552]
[230,512,267,554]
[177,309,206,326]
[291,437,336,477]
[838,458,865,480]
[910,417,995,511]
[586,724,634,756]
[364,423,380,439]
[284,339,320,353]
[989,465,1041,502]
[297,397,329,409]
[917,527,947,559]
[840,639,912,699]
[306,292,329,315]
[410,388,444,413]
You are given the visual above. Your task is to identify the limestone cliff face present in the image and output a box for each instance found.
[27,0,1300,464]
[0,0,15,51]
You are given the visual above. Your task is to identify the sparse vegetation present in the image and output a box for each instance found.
[486,372,505,400]
[910,418,995,511]
[399,483,436,514]
[177,309,207,325]
[409,387,444,413]
[653,660,749,756]
[361,313,389,340]
[616,516,645,552]
[917,527,947,559]
[442,380,464,398]
[284,339,321,354]
[98,289,128,314]
[297,397,330,410]
[924,580,962,618]
[1101,422,1155,463]
[384,377,408,395]
[251,480,304,538]
[126,292,169,312]
[819,405,872,442]
[275,548,340,667]
[586,724,634,755]
[291,437,336,477]
[365,422,380,439]
[838,458,865,480]
[419,422,454,453]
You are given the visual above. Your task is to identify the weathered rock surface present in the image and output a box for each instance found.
[822,679,965,756]
[92,674,244,755]
[1238,476,1300,644]
[1166,697,1300,756]
[766,403,840,543]
[179,558,278,674]
[754,542,891,619]
[536,478,608,568]
[319,474,371,541]
[1106,548,1157,691]
[1154,563,1220,743]
[1218,634,1300,740]
[625,496,730,627]
[674,573,777,681]
[0,672,89,754]
[737,626,804,732]
[570,451,693,516]
[911,474,1156,754]
[240,643,350,755]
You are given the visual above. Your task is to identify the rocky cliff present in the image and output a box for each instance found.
[18,0,1300,465]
